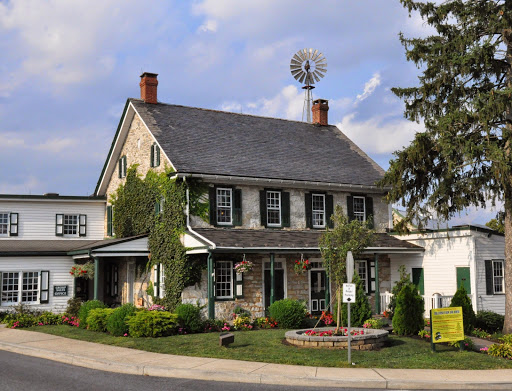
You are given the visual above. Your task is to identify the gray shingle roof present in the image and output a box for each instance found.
[130,99,385,186]
[193,228,423,251]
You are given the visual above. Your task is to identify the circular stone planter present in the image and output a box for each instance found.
[285,327,389,350]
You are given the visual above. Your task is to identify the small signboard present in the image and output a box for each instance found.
[343,283,356,303]
[431,306,464,343]
[53,285,68,297]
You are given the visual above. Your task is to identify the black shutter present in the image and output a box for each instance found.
[55,214,63,236]
[79,215,87,237]
[347,196,354,221]
[281,191,290,227]
[156,146,160,166]
[150,144,155,167]
[107,206,113,236]
[260,190,267,227]
[365,196,374,228]
[154,200,161,215]
[154,264,160,298]
[123,156,127,177]
[118,158,122,178]
[305,193,313,228]
[209,187,217,226]
[326,194,334,228]
[9,213,18,236]
[233,189,242,226]
[367,260,375,294]
[40,271,50,304]
[485,259,494,295]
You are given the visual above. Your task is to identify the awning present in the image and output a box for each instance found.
[68,235,149,259]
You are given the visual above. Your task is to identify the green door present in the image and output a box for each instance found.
[456,267,471,294]
[412,268,424,295]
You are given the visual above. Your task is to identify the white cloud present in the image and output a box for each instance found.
[198,19,217,33]
[337,113,422,154]
[0,176,41,194]
[34,138,77,153]
[356,72,381,103]
[0,133,25,149]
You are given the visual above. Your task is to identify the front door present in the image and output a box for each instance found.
[264,261,284,309]
[310,269,327,314]
[412,268,424,295]
[456,267,471,294]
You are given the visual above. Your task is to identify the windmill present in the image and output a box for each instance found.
[290,48,327,122]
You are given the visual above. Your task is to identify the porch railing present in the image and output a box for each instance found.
[380,291,393,313]
[379,292,468,316]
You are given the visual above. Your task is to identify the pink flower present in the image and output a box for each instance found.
[124,333,128,337]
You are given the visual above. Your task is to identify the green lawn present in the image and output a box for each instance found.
[31,326,512,369]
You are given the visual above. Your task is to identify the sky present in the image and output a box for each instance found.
[0,0,502,225]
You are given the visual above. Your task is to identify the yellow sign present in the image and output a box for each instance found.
[431,306,464,343]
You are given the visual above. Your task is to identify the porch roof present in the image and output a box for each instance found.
[68,235,149,258]
[189,228,424,254]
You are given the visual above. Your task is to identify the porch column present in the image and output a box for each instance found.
[93,256,100,301]
[270,253,275,305]
[374,253,380,314]
[207,253,215,319]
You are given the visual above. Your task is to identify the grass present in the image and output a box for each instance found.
[29,325,512,369]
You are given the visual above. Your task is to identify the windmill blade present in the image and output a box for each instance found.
[308,48,314,60]
[290,67,302,75]
[312,72,320,83]
[314,70,325,79]
[291,60,302,67]
[293,54,302,63]
[311,49,318,60]
[298,72,306,84]
[312,51,323,62]
[291,69,303,78]
[303,48,309,59]
[316,66,327,73]
[316,60,327,68]
[309,73,316,85]
[296,50,306,62]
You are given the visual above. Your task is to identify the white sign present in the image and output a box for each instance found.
[343,283,356,303]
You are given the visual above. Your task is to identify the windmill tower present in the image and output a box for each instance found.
[290,49,327,122]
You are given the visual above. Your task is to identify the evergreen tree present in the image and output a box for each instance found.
[392,284,425,336]
[342,273,372,327]
[381,0,512,332]
[451,284,476,334]
[486,212,505,234]
[388,265,411,317]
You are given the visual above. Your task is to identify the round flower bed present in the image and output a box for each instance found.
[285,327,388,350]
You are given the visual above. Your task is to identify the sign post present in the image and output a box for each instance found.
[430,306,464,353]
[343,282,356,364]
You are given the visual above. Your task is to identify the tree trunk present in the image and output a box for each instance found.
[503,197,512,333]
[336,287,341,333]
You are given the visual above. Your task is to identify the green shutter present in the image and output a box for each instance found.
[281,191,290,227]
[118,158,122,178]
[412,268,424,295]
[79,215,87,237]
[156,145,160,166]
[55,214,63,236]
[155,200,161,215]
[305,192,313,228]
[347,196,354,221]
[40,271,50,304]
[326,194,334,228]
[260,190,267,227]
[233,188,242,226]
[9,213,18,236]
[365,196,374,228]
[235,272,244,298]
[367,260,376,294]
[107,206,113,236]
[485,260,493,295]
[123,156,127,177]
[209,187,217,226]
[150,144,155,167]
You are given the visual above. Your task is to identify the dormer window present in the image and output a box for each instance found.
[150,143,160,168]
[118,155,127,178]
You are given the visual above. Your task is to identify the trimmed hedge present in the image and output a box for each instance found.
[126,311,178,337]
[78,300,106,329]
[106,304,136,336]
[175,303,202,333]
[475,311,504,333]
[268,299,306,329]
[86,308,114,332]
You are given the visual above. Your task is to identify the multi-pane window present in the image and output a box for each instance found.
[216,188,232,225]
[215,261,233,299]
[267,191,281,226]
[312,194,325,228]
[63,215,78,235]
[22,272,39,302]
[493,260,504,294]
[2,272,19,304]
[0,213,8,236]
[356,260,367,292]
[353,196,366,222]
[1,272,40,305]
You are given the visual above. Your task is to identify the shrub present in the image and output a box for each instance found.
[418,329,430,339]
[389,265,411,317]
[37,312,62,325]
[86,308,114,332]
[66,297,83,317]
[448,336,474,350]
[233,315,253,330]
[7,313,37,328]
[392,284,424,336]
[450,284,475,334]
[126,310,178,337]
[255,317,278,329]
[174,303,202,333]
[488,343,512,359]
[475,311,504,333]
[472,328,492,339]
[363,318,386,329]
[341,273,372,327]
[268,299,306,329]
[203,318,224,333]
[106,304,136,336]
[499,334,512,344]
[77,300,106,329]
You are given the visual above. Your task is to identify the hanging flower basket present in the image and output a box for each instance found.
[69,262,95,280]
[294,258,311,274]
[234,260,253,274]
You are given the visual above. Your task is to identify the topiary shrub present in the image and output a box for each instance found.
[392,284,424,336]
[66,297,83,317]
[126,310,178,337]
[450,284,475,334]
[86,308,114,332]
[175,303,202,333]
[268,299,306,329]
[475,311,504,333]
[341,273,372,327]
[106,304,136,336]
[77,300,106,329]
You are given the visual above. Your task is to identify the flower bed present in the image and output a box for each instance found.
[285,327,388,350]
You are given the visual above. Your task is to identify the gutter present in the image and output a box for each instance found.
[184,179,216,250]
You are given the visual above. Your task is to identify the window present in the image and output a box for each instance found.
[0,212,18,237]
[356,260,368,292]
[107,205,114,237]
[353,196,365,222]
[493,260,504,294]
[355,260,375,294]
[0,213,8,236]
[216,188,232,225]
[154,264,165,299]
[215,261,233,299]
[150,143,160,167]
[118,155,127,178]
[1,271,40,305]
[267,191,281,227]
[56,214,86,237]
[312,194,325,228]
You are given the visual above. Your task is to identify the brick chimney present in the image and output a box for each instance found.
[312,99,329,125]
[139,72,158,104]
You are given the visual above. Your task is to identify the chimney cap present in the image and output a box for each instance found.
[140,72,158,78]
[313,98,328,106]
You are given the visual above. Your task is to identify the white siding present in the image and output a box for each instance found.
[474,233,505,314]
[99,237,148,251]
[0,200,105,240]
[0,256,75,313]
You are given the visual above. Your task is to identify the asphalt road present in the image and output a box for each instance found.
[0,349,494,391]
